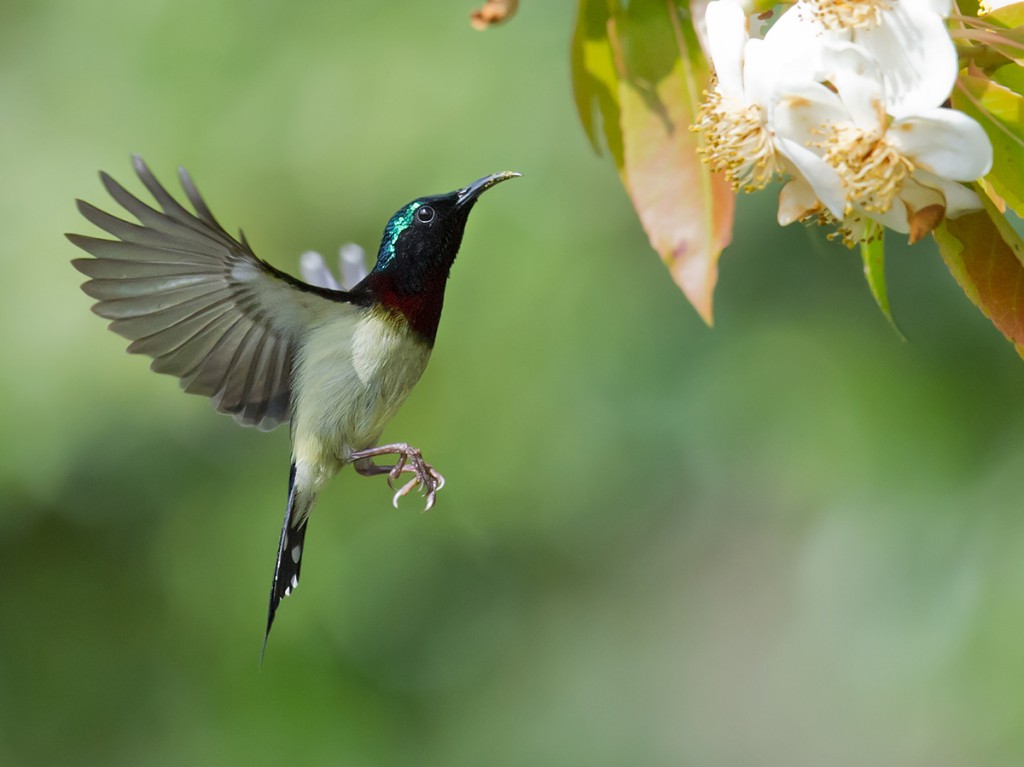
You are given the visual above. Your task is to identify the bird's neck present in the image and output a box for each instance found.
[362,269,448,346]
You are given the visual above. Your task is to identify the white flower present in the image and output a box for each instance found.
[777,0,957,117]
[696,1,992,245]
[694,0,840,195]
[773,42,993,243]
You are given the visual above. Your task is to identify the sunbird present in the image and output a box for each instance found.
[69,156,519,652]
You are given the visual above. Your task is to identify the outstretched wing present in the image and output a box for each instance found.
[69,155,356,431]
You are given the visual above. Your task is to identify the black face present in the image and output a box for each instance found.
[370,171,520,295]
[374,192,468,280]
[356,172,519,341]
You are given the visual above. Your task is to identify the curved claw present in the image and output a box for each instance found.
[351,442,446,511]
[391,476,421,508]
[391,467,445,512]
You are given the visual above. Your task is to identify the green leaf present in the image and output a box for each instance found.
[610,0,734,324]
[991,61,1024,94]
[934,205,1024,350]
[986,2,1024,30]
[953,73,1024,219]
[571,0,624,168]
[859,226,905,339]
[970,7,1024,66]
[988,27,1024,67]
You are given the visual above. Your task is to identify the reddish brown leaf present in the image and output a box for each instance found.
[934,209,1024,346]
[612,0,734,324]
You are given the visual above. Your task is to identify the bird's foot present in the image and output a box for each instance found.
[351,443,445,511]
[387,449,445,511]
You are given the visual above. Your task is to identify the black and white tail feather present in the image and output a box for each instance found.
[262,462,318,662]
[69,156,355,659]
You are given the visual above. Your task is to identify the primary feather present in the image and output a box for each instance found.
[69,155,353,430]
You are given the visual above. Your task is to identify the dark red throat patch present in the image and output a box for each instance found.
[367,272,446,346]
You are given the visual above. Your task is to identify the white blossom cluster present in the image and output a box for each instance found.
[694,0,994,245]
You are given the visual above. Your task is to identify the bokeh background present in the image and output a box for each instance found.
[3,1,1024,765]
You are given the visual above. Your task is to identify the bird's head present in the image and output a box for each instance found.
[369,171,520,292]
[355,171,520,343]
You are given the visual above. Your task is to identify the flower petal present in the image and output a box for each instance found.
[740,38,771,103]
[759,5,829,85]
[897,176,946,242]
[771,80,848,146]
[777,136,846,219]
[819,42,885,130]
[889,109,994,180]
[861,201,911,235]
[900,175,946,214]
[777,177,823,225]
[859,7,956,116]
[743,35,829,110]
[914,170,983,218]
[704,0,749,100]
[899,0,953,20]
[765,3,823,44]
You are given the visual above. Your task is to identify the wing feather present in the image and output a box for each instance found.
[128,301,237,360]
[93,285,233,321]
[80,273,211,300]
[75,202,210,254]
[178,166,228,230]
[181,315,251,394]
[69,155,360,431]
[212,323,264,418]
[148,306,239,373]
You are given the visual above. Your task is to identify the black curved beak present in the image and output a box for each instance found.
[456,171,521,209]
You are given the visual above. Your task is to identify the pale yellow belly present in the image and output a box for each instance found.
[290,308,432,489]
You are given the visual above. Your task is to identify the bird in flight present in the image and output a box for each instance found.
[69,156,519,655]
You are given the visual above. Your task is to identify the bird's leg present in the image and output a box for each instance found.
[350,443,445,511]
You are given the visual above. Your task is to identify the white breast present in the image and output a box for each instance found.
[290,308,432,482]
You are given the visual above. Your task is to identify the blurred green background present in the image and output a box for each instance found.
[3,1,1024,765]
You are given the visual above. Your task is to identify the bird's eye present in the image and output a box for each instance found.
[415,205,435,224]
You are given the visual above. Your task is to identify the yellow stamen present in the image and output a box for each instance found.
[820,122,913,214]
[692,77,783,193]
[829,211,881,248]
[800,0,891,31]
